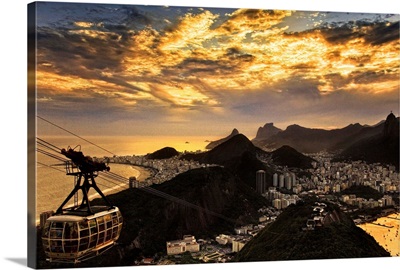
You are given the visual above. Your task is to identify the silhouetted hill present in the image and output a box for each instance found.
[338,185,383,201]
[100,167,267,257]
[271,145,316,169]
[203,134,257,164]
[253,123,282,141]
[182,134,273,189]
[234,201,390,262]
[253,123,365,153]
[335,113,399,169]
[146,147,179,159]
[205,128,239,149]
[329,122,384,151]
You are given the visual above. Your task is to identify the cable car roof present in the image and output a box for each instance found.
[47,206,121,222]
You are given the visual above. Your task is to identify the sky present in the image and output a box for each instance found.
[32,1,400,137]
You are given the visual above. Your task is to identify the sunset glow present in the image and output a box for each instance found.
[35,3,399,136]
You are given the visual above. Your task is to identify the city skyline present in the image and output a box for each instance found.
[34,2,399,137]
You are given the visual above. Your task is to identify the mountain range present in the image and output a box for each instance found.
[252,122,375,153]
[334,112,399,169]
[199,113,399,171]
[251,112,398,168]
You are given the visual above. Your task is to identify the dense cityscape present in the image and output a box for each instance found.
[104,149,400,264]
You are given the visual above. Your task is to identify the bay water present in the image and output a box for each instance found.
[35,135,210,224]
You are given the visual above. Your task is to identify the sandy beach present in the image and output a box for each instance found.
[358,212,400,257]
[71,164,152,204]
[131,165,152,182]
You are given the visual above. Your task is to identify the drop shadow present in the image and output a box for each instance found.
[5,258,27,267]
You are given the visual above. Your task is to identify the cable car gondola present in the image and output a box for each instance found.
[41,146,123,263]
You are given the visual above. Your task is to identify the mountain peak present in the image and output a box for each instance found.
[231,128,239,135]
[383,112,399,138]
[253,122,282,141]
[271,145,316,169]
[203,134,256,164]
[286,124,304,130]
[206,128,241,150]
[387,111,396,120]
[263,122,275,128]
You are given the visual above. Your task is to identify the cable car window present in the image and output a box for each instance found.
[112,215,118,226]
[112,227,118,239]
[97,216,105,232]
[64,222,78,239]
[50,240,63,253]
[89,235,97,248]
[64,240,78,253]
[104,214,112,228]
[79,221,90,238]
[49,222,64,239]
[79,220,89,230]
[98,231,105,245]
[78,237,89,252]
[89,219,97,234]
[51,222,64,229]
[105,229,112,242]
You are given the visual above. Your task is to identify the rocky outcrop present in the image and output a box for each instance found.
[253,123,282,141]
[205,128,239,149]
[383,112,399,139]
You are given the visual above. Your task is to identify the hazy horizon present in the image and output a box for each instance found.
[37,114,392,141]
[33,2,399,137]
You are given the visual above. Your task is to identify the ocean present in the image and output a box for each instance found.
[35,135,211,224]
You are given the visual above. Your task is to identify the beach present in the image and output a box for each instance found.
[129,164,151,182]
[358,212,400,256]
[82,164,151,201]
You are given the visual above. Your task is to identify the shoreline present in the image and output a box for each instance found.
[358,212,400,256]
[129,164,152,182]
[35,164,152,225]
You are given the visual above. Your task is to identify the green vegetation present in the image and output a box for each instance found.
[338,185,382,201]
[234,201,390,262]
[167,252,201,264]
[346,206,396,220]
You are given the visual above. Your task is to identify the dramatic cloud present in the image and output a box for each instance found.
[34,3,400,136]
